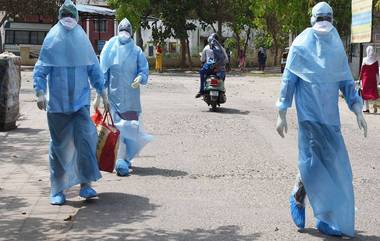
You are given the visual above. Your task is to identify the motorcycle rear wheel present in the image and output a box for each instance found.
[210,102,218,112]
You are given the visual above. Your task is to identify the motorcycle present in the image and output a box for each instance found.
[203,74,226,111]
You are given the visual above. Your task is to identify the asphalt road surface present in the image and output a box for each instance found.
[0,71,379,241]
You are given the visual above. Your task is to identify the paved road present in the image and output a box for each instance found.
[0,71,379,241]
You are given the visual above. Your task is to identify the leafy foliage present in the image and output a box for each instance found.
[107,0,150,31]
[0,0,61,20]
[108,0,380,67]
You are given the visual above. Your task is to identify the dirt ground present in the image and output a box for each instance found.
[0,71,379,241]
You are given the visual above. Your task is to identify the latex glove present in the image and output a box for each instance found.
[101,90,110,112]
[352,103,368,138]
[276,110,288,138]
[131,76,142,89]
[36,91,47,111]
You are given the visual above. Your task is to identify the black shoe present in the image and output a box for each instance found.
[195,93,203,98]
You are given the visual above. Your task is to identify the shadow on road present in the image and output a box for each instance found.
[65,224,261,240]
[302,228,380,241]
[0,127,48,166]
[202,107,250,115]
[62,192,158,239]
[106,225,261,241]
[1,193,260,240]
[58,193,261,240]
[0,195,29,212]
[0,195,70,241]
[132,166,188,177]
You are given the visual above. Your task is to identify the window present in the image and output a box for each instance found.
[34,32,46,45]
[15,31,30,44]
[5,30,15,44]
[5,30,47,45]
[30,32,39,44]
[94,19,107,33]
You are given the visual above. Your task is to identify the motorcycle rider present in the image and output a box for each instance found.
[195,33,229,98]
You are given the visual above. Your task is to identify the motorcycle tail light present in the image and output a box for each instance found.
[210,79,219,86]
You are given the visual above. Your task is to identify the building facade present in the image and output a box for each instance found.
[0,2,115,65]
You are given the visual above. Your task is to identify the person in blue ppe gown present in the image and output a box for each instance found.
[33,0,109,205]
[276,2,368,238]
[94,18,152,177]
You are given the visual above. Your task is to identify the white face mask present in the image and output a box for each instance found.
[313,21,333,34]
[60,17,77,30]
[118,31,131,44]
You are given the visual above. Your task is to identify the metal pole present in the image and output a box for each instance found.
[359,43,364,68]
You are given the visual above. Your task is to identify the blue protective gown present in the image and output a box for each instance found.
[100,36,151,162]
[277,27,362,237]
[100,37,149,114]
[33,22,103,195]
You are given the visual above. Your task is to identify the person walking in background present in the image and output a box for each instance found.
[238,49,246,72]
[258,47,267,71]
[33,0,108,205]
[94,18,152,177]
[360,46,379,113]
[155,43,163,73]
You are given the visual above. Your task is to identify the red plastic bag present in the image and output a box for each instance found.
[96,112,120,173]
[92,109,103,126]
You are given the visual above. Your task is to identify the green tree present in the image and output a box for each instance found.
[196,0,233,38]
[251,0,289,65]
[151,21,171,46]
[228,0,255,66]
[250,0,360,65]
[153,0,198,68]
[107,0,151,49]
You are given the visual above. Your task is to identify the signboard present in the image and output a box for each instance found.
[351,0,373,43]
